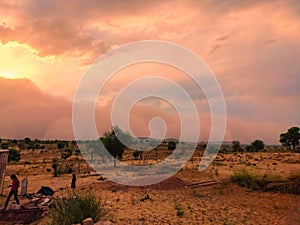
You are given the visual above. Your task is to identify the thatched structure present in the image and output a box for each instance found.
[0,149,9,195]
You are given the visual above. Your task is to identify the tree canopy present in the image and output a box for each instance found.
[280,126,300,151]
[248,139,265,152]
[101,126,134,167]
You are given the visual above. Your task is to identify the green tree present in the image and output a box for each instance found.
[280,127,300,151]
[232,140,242,152]
[197,141,207,150]
[248,139,265,152]
[8,149,21,162]
[101,126,133,167]
[57,141,65,150]
[168,141,177,150]
[24,137,31,145]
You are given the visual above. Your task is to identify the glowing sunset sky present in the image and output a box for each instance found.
[0,0,299,144]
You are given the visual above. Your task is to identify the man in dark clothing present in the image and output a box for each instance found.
[71,173,77,189]
[3,174,20,210]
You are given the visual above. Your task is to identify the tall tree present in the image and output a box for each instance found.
[101,126,133,167]
[232,140,242,152]
[248,139,265,152]
[280,126,300,151]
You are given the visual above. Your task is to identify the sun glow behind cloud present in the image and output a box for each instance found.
[0,41,86,98]
[0,42,37,79]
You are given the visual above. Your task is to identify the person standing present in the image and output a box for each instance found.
[71,173,77,189]
[3,174,20,210]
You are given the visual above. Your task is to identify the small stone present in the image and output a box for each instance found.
[82,217,94,225]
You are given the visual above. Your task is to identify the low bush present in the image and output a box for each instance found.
[231,169,267,191]
[268,172,300,194]
[48,192,104,225]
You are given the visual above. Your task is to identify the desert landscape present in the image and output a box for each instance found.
[1,1,300,225]
[0,139,299,225]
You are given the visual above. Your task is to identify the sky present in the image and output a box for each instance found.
[0,0,299,144]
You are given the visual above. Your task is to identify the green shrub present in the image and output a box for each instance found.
[232,170,300,194]
[48,192,104,225]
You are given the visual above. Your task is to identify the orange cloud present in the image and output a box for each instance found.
[0,1,299,144]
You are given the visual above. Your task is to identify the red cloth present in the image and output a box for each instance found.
[11,178,19,191]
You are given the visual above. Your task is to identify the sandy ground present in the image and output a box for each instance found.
[0,151,299,224]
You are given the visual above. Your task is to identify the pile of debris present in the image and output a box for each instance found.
[0,186,58,224]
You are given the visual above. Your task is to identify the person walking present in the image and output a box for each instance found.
[3,174,20,210]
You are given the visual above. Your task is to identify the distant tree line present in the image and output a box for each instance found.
[1,126,299,166]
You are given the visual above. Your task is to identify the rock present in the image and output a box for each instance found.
[106,200,112,205]
[82,217,94,225]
